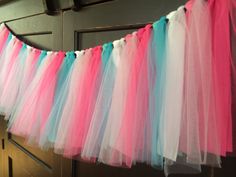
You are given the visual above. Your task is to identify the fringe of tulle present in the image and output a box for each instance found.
[0,0,235,175]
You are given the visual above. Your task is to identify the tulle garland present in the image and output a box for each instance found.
[0,0,235,175]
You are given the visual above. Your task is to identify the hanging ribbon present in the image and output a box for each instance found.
[0,0,235,175]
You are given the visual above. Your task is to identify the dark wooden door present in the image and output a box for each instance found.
[0,0,236,177]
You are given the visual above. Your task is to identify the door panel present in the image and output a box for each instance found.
[63,0,187,50]
[6,13,63,50]
[8,134,54,168]
[0,0,44,23]
[78,0,113,6]
[21,34,53,51]
[77,28,137,49]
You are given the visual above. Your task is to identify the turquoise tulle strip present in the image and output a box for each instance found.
[149,17,167,167]
[39,52,75,148]
[36,50,47,68]
[102,42,113,66]
[54,52,76,99]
